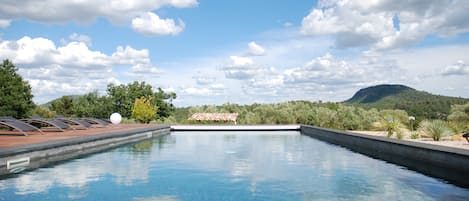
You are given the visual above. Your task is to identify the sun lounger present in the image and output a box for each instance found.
[22,117,72,132]
[56,118,92,129]
[81,118,109,127]
[0,116,43,136]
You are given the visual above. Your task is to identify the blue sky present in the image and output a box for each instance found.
[1,0,468,106]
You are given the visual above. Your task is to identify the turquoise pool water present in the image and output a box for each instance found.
[0,131,468,200]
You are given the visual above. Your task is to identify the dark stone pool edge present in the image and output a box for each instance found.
[301,125,469,188]
[0,125,170,176]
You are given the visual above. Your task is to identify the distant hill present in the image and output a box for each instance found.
[345,84,468,119]
[40,95,82,108]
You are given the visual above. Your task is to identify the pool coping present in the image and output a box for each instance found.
[170,125,301,131]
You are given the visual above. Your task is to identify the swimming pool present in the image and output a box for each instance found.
[0,131,468,200]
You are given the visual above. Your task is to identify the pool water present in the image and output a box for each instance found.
[0,131,468,201]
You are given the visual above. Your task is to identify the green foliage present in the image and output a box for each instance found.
[0,59,35,118]
[73,91,113,118]
[31,106,56,118]
[410,132,420,139]
[46,81,175,121]
[447,103,469,132]
[131,96,158,123]
[121,118,137,124]
[173,100,404,131]
[418,120,454,141]
[50,96,74,117]
[372,116,405,138]
[107,81,174,119]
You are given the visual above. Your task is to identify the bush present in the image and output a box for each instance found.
[131,96,158,123]
[447,103,469,132]
[121,118,136,124]
[31,106,56,118]
[372,116,405,139]
[418,120,454,141]
[410,132,420,139]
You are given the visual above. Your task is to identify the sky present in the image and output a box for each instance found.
[0,0,468,106]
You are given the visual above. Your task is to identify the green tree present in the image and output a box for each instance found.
[447,103,469,132]
[131,96,158,123]
[0,59,35,118]
[50,96,74,117]
[153,87,176,120]
[73,91,113,118]
[107,81,175,119]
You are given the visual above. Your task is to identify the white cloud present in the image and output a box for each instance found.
[301,0,469,49]
[65,33,93,46]
[0,0,198,23]
[247,41,265,56]
[283,53,367,85]
[131,12,185,36]
[130,63,162,74]
[0,36,161,103]
[210,83,225,89]
[181,87,211,96]
[192,74,216,85]
[0,0,197,35]
[0,19,11,28]
[112,46,151,65]
[222,56,259,80]
[441,60,469,76]
[230,56,253,66]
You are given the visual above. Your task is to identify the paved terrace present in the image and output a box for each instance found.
[0,124,159,148]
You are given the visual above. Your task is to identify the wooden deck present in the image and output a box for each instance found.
[0,124,158,148]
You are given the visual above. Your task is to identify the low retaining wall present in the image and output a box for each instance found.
[171,125,301,131]
[301,125,469,188]
[0,125,170,176]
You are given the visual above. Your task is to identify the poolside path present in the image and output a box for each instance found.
[0,124,157,148]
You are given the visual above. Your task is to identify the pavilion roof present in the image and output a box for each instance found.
[188,113,238,122]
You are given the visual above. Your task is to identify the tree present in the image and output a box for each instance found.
[0,59,35,118]
[73,91,113,118]
[107,81,174,119]
[153,87,176,120]
[131,96,158,123]
[50,96,74,117]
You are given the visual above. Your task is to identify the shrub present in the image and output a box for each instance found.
[31,106,56,118]
[410,132,420,139]
[131,97,158,123]
[373,116,405,139]
[418,120,454,141]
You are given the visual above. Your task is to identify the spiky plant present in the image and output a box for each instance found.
[372,116,405,139]
[418,120,454,141]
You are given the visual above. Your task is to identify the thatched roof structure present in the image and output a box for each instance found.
[188,113,238,122]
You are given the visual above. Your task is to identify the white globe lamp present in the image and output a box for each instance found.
[110,113,122,125]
